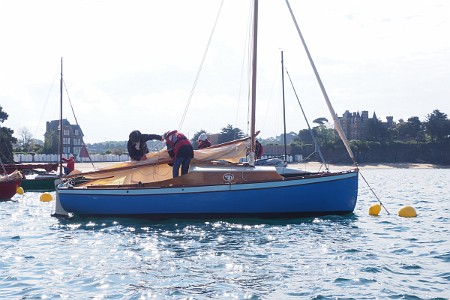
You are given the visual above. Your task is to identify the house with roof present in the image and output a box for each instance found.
[44,119,87,157]
[338,110,394,140]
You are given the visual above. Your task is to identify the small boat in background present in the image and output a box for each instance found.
[3,163,58,174]
[3,163,59,192]
[0,170,22,200]
[21,172,58,192]
[3,57,89,193]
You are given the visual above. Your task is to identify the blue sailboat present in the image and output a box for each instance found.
[54,0,359,219]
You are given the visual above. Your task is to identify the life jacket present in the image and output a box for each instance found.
[164,130,192,157]
[67,158,75,171]
[198,139,212,149]
[63,157,75,171]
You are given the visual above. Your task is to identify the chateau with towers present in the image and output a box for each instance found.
[338,110,394,140]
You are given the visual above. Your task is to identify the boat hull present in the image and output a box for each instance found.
[0,180,20,200]
[57,171,358,219]
[21,177,57,192]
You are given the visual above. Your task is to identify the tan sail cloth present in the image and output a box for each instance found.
[74,139,249,186]
[0,170,23,182]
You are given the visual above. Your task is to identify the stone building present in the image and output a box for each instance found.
[338,110,393,140]
[45,119,85,156]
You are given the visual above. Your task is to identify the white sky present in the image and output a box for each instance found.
[1,0,449,143]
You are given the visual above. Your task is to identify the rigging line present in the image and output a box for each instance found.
[1,140,14,163]
[0,157,6,174]
[178,0,225,131]
[63,81,96,170]
[359,169,391,215]
[285,0,390,214]
[259,54,280,138]
[285,68,329,171]
[235,0,252,135]
[34,66,59,138]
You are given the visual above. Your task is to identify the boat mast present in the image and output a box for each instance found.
[59,57,63,176]
[281,51,287,163]
[249,0,258,165]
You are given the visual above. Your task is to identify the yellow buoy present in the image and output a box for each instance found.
[398,205,417,218]
[369,203,381,216]
[16,186,24,195]
[40,192,53,202]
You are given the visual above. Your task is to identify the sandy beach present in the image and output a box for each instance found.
[73,161,447,173]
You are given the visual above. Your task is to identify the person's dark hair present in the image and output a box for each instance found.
[129,130,141,143]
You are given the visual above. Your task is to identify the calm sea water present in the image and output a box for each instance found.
[1,168,449,299]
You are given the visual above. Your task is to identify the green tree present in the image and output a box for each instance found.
[392,117,423,141]
[111,149,124,155]
[218,125,244,144]
[425,109,450,141]
[297,128,313,144]
[278,131,298,145]
[17,127,33,152]
[29,139,44,154]
[364,118,388,141]
[0,106,8,123]
[313,117,329,126]
[43,129,58,154]
[315,125,335,145]
[0,106,17,163]
[298,125,335,146]
[404,117,422,141]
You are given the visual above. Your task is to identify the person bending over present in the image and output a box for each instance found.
[163,130,194,177]
[127,130,162,161]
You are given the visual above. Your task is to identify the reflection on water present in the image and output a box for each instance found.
[1,169,449,299]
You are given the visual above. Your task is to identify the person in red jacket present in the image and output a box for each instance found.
[62,155,75,175]
[163,130,194,178]
[197,133,212,149]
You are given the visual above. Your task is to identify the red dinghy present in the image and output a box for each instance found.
[0,170,22,200]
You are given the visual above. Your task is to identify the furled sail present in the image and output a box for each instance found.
[285,0,356,164]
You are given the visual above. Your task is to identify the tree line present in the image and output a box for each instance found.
[291,109,450,164]
[2,105,449,165]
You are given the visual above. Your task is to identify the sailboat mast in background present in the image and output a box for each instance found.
[281,50,288,163]
[59,57,63,176]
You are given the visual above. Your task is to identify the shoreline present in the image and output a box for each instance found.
[290,162,448,170]
[73,161,448,172]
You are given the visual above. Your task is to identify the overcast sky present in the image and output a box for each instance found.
[1,0,449,143]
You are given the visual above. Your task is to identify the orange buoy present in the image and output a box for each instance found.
[369,203,381,216]
[40,192,53,202]
[398,205,417,218]
[16,186,24,195]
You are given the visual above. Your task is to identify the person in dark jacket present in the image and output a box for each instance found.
[163,130,194,177]
[197,133,212,149]
[127,130,162,161]
[255,140,264,159]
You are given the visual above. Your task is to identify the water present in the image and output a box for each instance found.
[1,168,449,299]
